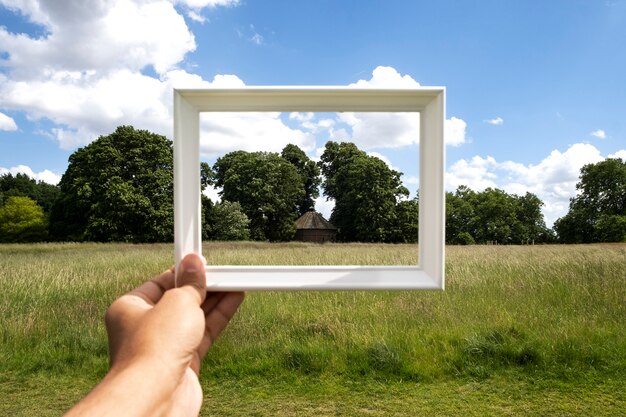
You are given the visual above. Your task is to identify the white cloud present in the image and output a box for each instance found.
[0,0,210,149]
[328,127,351,142]
[0,0,196,77]
[609,150,626,160]
[340,66,420,149]
[0,112,18,131]
[445,143,610,226]
[591,129,606,139]
[337,111,421,149]
[350,66,420,88]
[186,10,206,23]
[1,68,216,149]
[200,111,316,156]
[329,66,467,148]
[0,165,61,185]
[485,116,504,126]
[446,155,499,191]
[314,195,334,221]
[174,0,240,8]
[289,112,335,133]
[445,117,467,146]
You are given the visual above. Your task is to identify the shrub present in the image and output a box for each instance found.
[0,196,48,242]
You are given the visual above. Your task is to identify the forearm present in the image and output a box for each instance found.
[64,360,178,417]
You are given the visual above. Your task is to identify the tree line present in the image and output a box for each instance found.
[1,125,624,244]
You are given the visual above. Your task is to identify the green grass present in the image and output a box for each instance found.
[0,242,625,416]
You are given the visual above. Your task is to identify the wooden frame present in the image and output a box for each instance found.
[174,87,445,290]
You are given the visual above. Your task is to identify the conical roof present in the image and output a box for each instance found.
[295,211,337,230]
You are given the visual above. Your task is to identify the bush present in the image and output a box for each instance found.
[206,201,250,241]
[456,231,476,245]
[0,196,48,242]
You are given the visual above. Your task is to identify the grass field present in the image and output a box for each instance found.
[0,242,625,416]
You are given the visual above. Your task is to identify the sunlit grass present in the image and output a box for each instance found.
[202,241,419,265]
[0,242,625,415]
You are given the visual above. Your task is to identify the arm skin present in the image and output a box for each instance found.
[64,254,245,417]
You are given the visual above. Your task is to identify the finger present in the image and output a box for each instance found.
[200,292,228,315]
[128,267,176,306]
[176,254,208,306]
[198,292,245,358]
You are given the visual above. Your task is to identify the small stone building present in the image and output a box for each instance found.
[294,211,337,243]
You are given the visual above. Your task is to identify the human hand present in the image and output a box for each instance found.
[65,254,244,417]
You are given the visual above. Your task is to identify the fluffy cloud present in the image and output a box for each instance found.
[0,164,62,185]
[200,111,316,156]
[336,111,420,149]
[0,0,319,155]
[0,0,196,76]
[445,117,467,147]
[445,143,616,226]
[0,111,17,131]
[609,150,626,160]
[590,129,606,139]
[350,65,420,88]
[289,112,335,133]
[1,68,216,149]
[0,0,207,148]
[323,66,467,148]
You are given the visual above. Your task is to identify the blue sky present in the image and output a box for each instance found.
[1,0,625,226]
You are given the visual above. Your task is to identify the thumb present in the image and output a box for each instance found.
[175,253,207,305]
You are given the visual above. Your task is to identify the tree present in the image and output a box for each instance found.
[446,186,478,244]
[554,158,626,243]
[514,192,553,243]
[213,151,304,241]
[281,144,321,216]
[390,197,419,243]
[0,196,48,242]
[50,126,174,242]
[445,186,550,244]
[205,201,250,241]
[0,173,60,213]
[319,141,409,242]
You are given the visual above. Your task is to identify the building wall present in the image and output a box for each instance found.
[295,228,336,243]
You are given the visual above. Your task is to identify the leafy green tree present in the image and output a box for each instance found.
[446,186,478,244]
[445,186,550,244]
[514,192,553,243]
[390,197,419,243]
[281,144,321,216]
[0,173,60,213]
[50,126,174,242]
[319,141,409,242]
[200,162,214,190]
[0,196,48,242]
[213,151,304,241]
[595,214,626,242]
[554,158,626,243]
[205,201,250,241]
[201,195,214,241]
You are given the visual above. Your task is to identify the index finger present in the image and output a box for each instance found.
[128,266,176,306]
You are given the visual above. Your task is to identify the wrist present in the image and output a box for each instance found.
[65,358,179,417]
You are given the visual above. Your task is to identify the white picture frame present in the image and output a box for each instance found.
[174,86,445,290]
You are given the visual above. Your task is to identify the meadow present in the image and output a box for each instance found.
[0,242,625,416]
